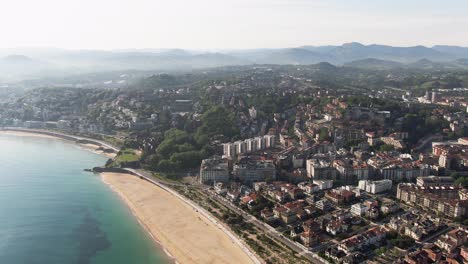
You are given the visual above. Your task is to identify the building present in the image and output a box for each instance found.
[223,143,235,158]
[338,227,387,254]
[358,179,392,194]
[351,203,368,216]
[416,176,455,187]
[432,142,468,170]
[316,199,332,211]
[172,99,193,112]
[325,189,356,205]
[459,137,468,145]
[233,159,276,183]
[367,153,430,182]
[333,159,371,184]
[396,183,468,219]
[435,228,468,253]
[260,209,275,222]
[326,220,349,236]
[199,157,229,184]
[313,179,333,190]
[300,231,320,247]
[431,92,440,103]
[381,202,399,214]
[306,159,337,180]
[214,182,227,195]
[264,135,276,148]
[222,135,276,158]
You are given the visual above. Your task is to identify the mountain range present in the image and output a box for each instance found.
[1,42,468,82]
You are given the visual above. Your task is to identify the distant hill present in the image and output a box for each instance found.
[344,58,404,70]
[324,42,449,63]
[454,58,468,66]
[345,58,468,71]
[298,45,339,54]
[1,42,468,82]
[252,48,329,64]
[228,42,465,65]
[1,55,35,63]
[406,59,453,70]
[432,45,468,58]
[0,55,54,81]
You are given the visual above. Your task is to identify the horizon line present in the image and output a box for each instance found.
[1,42,468,52]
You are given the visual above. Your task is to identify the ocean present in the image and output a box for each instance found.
[0,134,170,264]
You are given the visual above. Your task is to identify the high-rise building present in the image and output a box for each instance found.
[222,135,276,157]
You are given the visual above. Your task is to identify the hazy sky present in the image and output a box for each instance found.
[1,0,467,50]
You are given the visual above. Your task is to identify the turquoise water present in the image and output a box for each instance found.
[0,134,170,264]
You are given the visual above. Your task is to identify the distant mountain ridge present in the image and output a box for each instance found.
[345,57,468,70]
[1,42,468,81]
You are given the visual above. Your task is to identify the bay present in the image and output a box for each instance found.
[0,134,170,264]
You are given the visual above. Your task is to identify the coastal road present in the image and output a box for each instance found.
[205,189,328,264]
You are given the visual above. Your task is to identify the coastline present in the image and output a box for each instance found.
[0,129,118,158]
[101,172,258,264]
[100,173,178,264]
[0,128,260,264]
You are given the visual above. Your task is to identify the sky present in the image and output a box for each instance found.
[0,0,467,50]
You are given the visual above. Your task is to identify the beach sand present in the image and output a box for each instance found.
[101,173,256,264]
[0,130,57,139]
[0,131,117,158]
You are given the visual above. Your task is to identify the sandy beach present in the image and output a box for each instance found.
[0,130,57,139]
[0,130,117,158]
[101,172,257,264]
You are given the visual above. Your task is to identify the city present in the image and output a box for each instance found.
[1,63,467,264]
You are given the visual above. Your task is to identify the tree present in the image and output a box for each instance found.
[195,106,238,141]
[318,128,330,141]
[374,247,387,256]
[454,177,468,188]
[170,151,205,169]
[379,144,395,152]
[450,172,461,180]
[157,159,180,172]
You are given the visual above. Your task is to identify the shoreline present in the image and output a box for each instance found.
[0,129,177,262]
[101,172,259,264]
[100,173,178,264]
[1,128,260,264]
[0,129,118,158]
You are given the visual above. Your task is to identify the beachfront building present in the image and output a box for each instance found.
[233,158,276,184]
[199,157,230,184]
